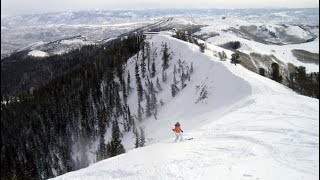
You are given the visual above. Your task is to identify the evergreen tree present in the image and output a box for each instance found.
[59,136,73,173]
[146,76,152,94]
[218,52,223,61]
[160,99,164,106]
[271,62,282,83]
[162,43,170,70]
[199,43,206,53]
[139,127,146,147]
[127,71,131,94]
[127,106,134,129]
[150,47,157,78]
[196,86,209,103]
[173,64,178,85]
[80,91,90,137]
[222,51,227,60]
[150,83,158,117]
[123,111,130,132]
[151,58,156,78]
[171,84,179,97]
[96,135,107,161]
[106,120,125,157]
[114,83,124,117]
[230,53,241,65]
[173,72,178,85]
[286,72,296,90]
[162,70,167,82]
[24,148,40,179]
[181,67,186,89]
[145,90,152,117]
[132,126,146,148]
[117,64,126,102]
[141,43,147,78]
[259,68,266,76]
[218,51,227,61]
[137,100,143,122]
[135,62,144,102]
[314,72,319,98]
[295,66,307,90]
[190,62,194,74]
[134,128,140,148]
[146,42,151,72]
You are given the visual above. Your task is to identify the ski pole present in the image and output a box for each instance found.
[166,119,174,134]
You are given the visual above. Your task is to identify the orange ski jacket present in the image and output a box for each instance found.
[173,125,183,133]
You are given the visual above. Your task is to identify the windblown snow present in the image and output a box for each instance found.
[51,33,319,180]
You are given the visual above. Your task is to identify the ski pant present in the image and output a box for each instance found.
[174,132,183,142]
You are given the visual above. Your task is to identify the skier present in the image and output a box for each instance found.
[172,122,183,142]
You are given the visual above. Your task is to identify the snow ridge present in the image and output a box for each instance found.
[51,33,319,180]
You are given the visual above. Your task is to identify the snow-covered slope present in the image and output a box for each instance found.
[1,20,149,57]
[206,33,319,72]
[21,35,95,55]
[190,15,319,73]
[51,33,319,179]
[27,50,49,57]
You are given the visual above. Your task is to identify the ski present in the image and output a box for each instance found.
[184,138,193,141]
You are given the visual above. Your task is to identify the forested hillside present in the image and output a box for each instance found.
[1,35,144,179]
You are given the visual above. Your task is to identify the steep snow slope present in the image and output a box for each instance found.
[52,33,319,180]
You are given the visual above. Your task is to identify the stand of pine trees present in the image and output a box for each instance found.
[259,63,319,99]
[1,35,144,179]
[286,66,319,98]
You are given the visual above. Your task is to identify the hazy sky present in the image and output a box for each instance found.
[1,0,319,15]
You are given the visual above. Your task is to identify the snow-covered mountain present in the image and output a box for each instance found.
[1,17,150,57]
[51,33,319,180]
[2,8,318,58]
[15,35,88,55]
[2,8,319,180]
[191,16,319,73]
[21,35,94,56]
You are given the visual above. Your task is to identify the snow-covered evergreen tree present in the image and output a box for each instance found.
[145,90,152,117]
[135,62,144,102]
[106,120,125,158]
[156,77,162,91]
[141,43,147,78]
[139,127,146,147]
[127,71,132,94]
[230,53,240,65]
[162,43,170,70]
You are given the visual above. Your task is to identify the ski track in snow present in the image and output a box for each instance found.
[51,33,319,180]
